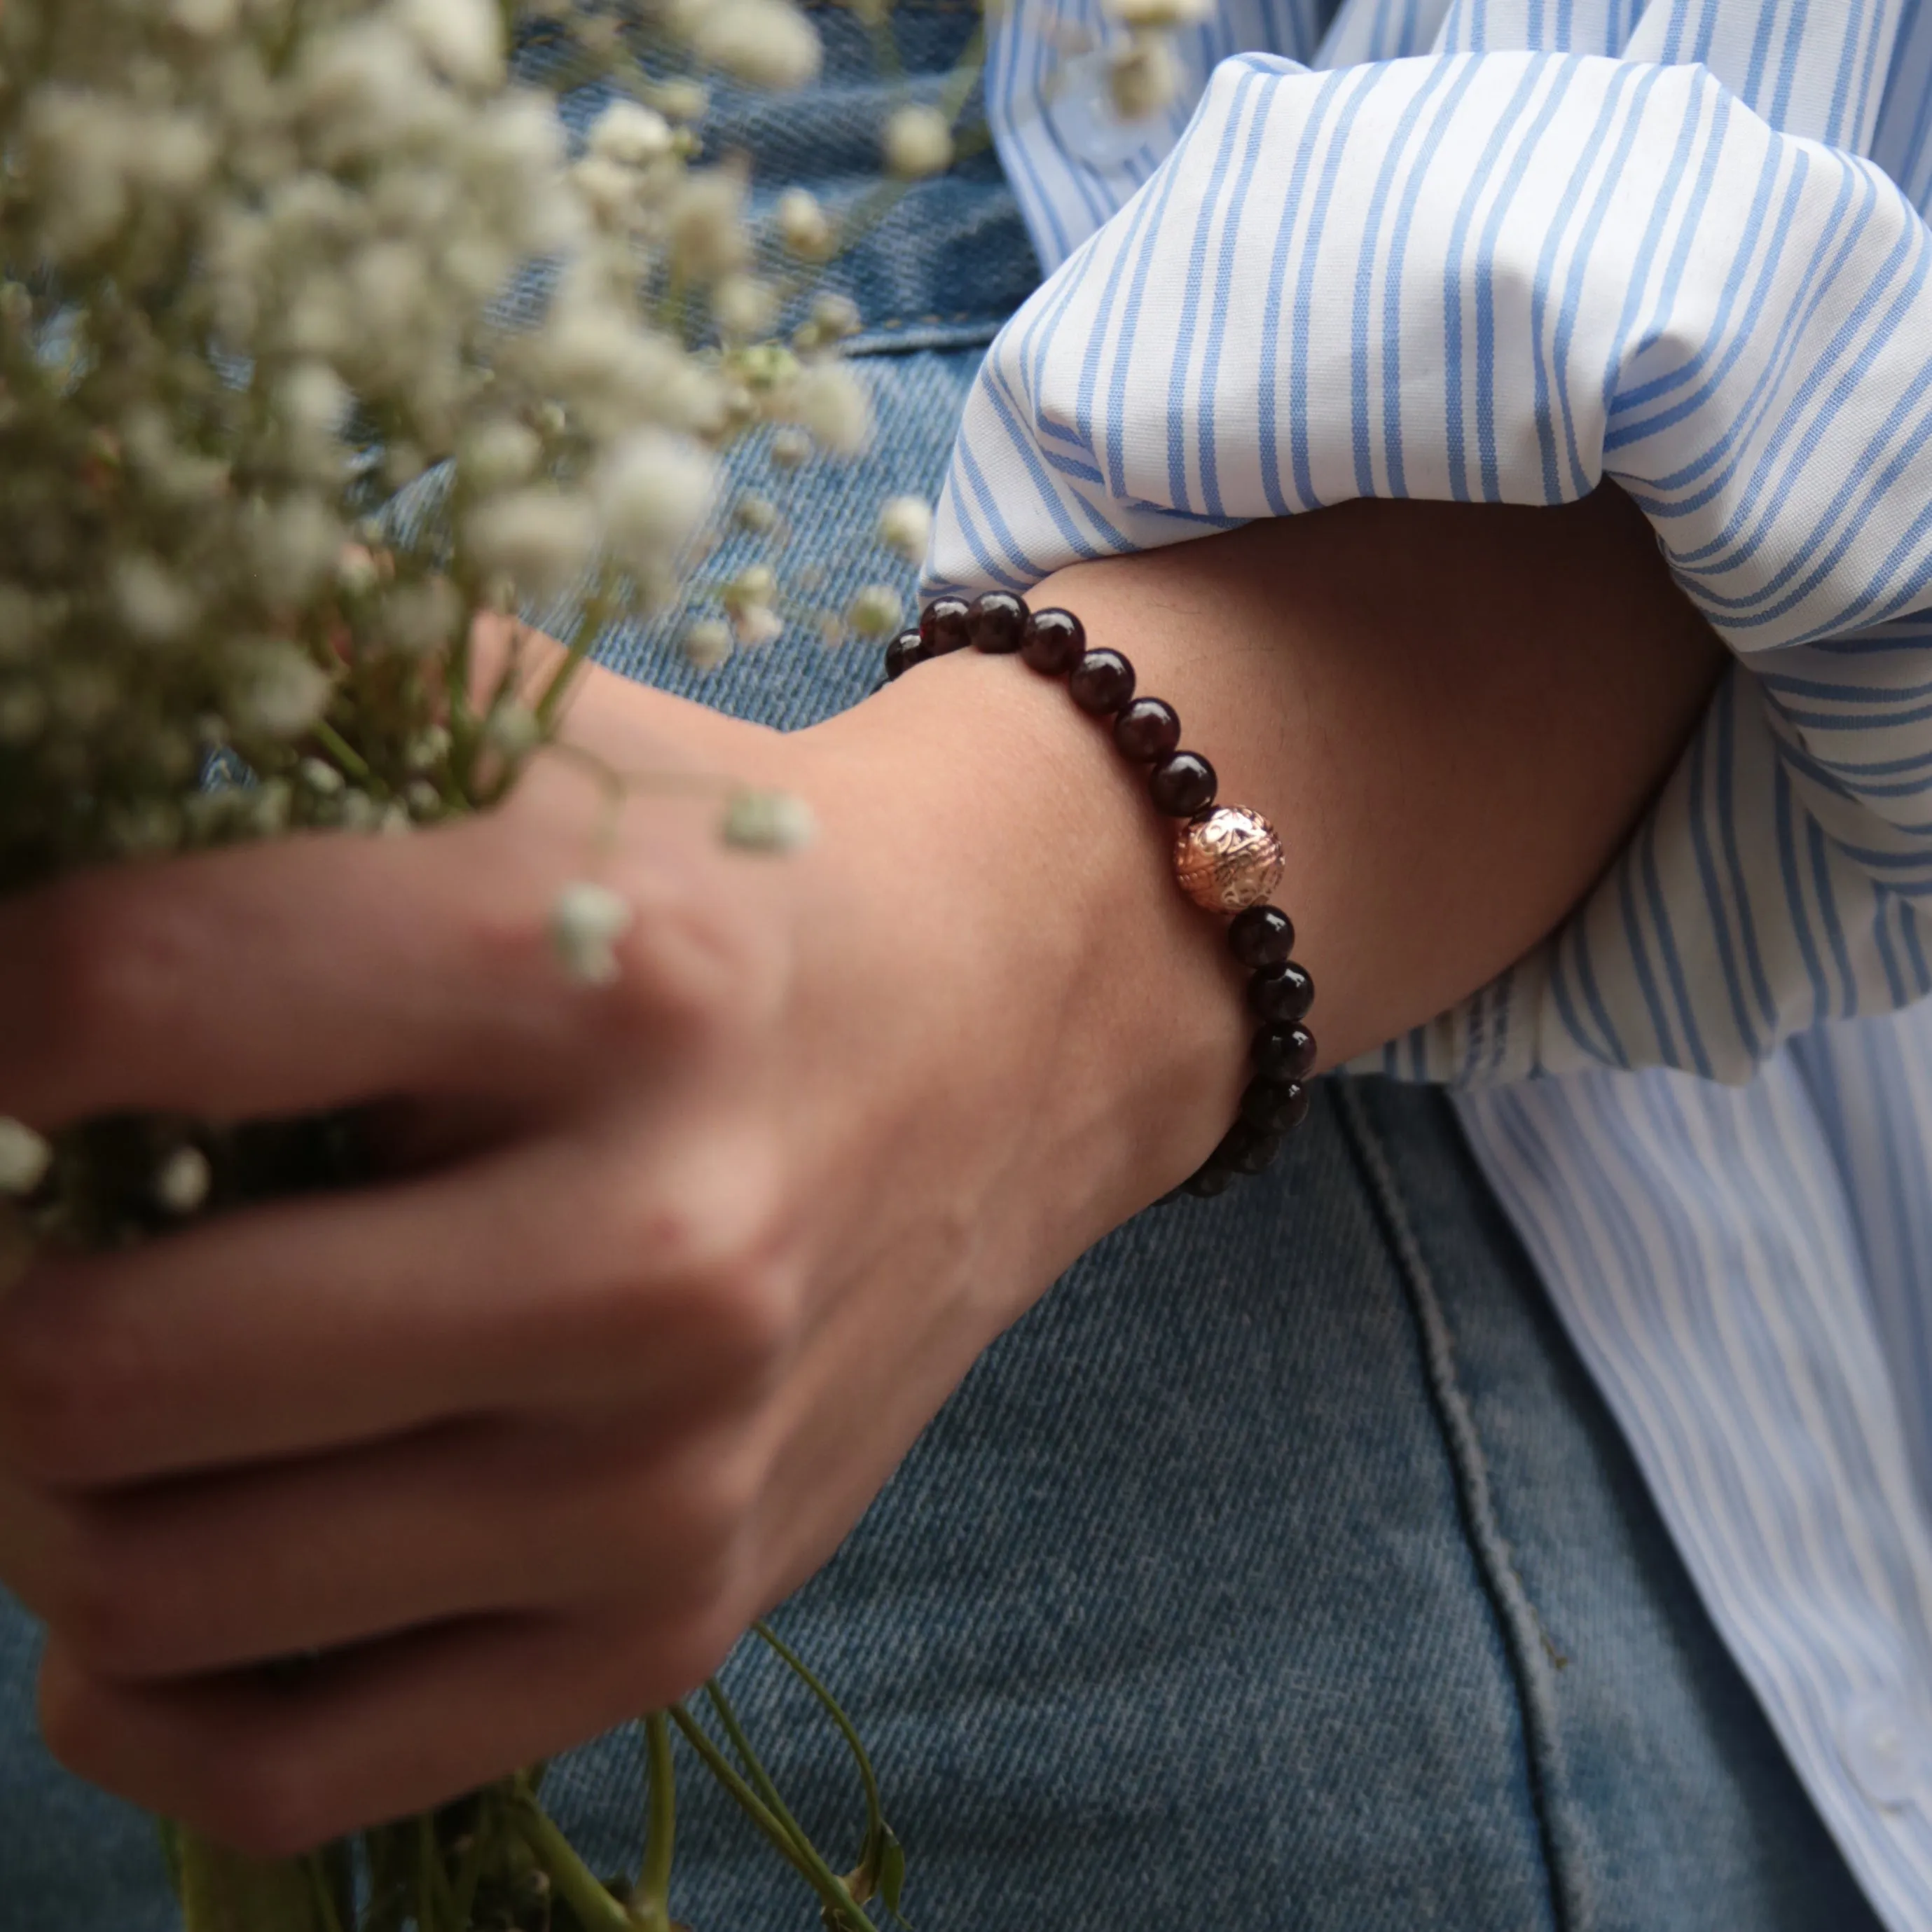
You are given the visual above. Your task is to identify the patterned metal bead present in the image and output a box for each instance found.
[1172,805,1284,913]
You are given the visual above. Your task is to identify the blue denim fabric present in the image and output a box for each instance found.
[0,14,1888,1931]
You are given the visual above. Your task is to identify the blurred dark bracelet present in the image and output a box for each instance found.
[883,593,1316,1199]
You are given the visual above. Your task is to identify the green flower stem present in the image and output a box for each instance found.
[532,577,621,735]
[174,1830,328,1932]
[509,1793,634,1932]
[751,1621,883,1847]
[304,1854,345,1932]
[635,1713,677,1932]
[699,1681,883,1932]
[448,1800,497,1930]
[415,1813,443,1932]
[310,719,373,785]
[664,1705,815,1884]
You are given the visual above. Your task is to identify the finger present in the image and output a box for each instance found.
[0,822,573,1131]
[0,1123,789,1486]
[6,1414,747,1683]
[38,1603,736,1858]
[0,752,753,1131]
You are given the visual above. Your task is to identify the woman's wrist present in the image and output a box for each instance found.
[791,645,1253,1245]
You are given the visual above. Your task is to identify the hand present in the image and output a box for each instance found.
[0,647,1249,1856]
[0,485,1722,1856]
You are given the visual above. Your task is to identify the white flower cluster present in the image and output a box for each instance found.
[1098,0,1208,116]
[0,0,881,890]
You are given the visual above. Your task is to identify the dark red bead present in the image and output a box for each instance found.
[1149,752,1217,817]
[1248,960,1315,1023]
[1069,647,1136,715]
[1021,607,1086,675]
[969,591,1028,654]
[1253,1023,1317,1082]
[1213,1122,1282,1175]
[1229,904,1295,967]
[1241,1078,1310,1134]
[1184,1163,1235,1197]
[1114,698,1180,762]
[883,628,925,680]
[920,595,972,656]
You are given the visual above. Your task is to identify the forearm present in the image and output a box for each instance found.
[729,483,1721,1250]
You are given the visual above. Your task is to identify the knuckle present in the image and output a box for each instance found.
[600,876,789,1049]
[658,1443,767,1568]
[699,1248,803,1373]
[625,1601,743,1709]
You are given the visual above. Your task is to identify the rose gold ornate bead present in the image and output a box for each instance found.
[1173,805,1284,914]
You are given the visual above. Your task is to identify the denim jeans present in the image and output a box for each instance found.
[0,11,1887,1930]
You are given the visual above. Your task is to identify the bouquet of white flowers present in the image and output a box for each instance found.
[0,1,937,1926]
[0,1,1194,1925]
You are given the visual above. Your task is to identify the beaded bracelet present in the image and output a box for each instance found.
[883,591,1316,1199]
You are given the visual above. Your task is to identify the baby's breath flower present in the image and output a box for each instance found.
[460,420,544,493]
[1103,0,1214,25]
[682,619,734,671]
[597,432,718,568]
[808,291,863,343]
[733,604,785,649]
[153,1145,212,1218]
[722,788,817,853]
[882,104,953,179]
[714,275,777,342]
[380,577,464,658]
[682,0,822,89]
[589,101,675,167]
[1108,36,1185,118]
[876,495,933,564]
[465,489,599,596]
[788,361,871,455]
[668,170,752,285]
[398,0,506,90]
[847,584,902,639]
[230,644,333,740]
[654,78,712,123]
[0,1120,53,1199]
[775,186,836,261]
[550,881,634,987]
[769,427,813,471]
[113,557,199,644]
[484,702,541,760]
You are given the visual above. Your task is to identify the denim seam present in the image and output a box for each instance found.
[1333,1076,1591,1932]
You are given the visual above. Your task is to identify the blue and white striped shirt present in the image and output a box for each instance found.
[930,0,1932,1917]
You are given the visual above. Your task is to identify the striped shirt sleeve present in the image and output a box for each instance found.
[933,5,1932,1086]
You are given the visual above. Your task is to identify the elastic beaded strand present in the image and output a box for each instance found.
[887,591,1318,1198]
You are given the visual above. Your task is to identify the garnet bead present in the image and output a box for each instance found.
[883,628,925,680]
[970,591,1028,654]
[1213,1122,1283,1175]
[1069,647,1136,715]
[1114,698,1181,762]
[1229,904,1295,967]
[1241,1078,1311,1135]
[1249,960,1315,1023]
[1150,752,1217,817]
[1253,1023,1317,1082]
[1021,607,1086,675]
[1185,1164,1236,1198]
[920,595,972,656]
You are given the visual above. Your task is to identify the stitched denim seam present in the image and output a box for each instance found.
[1334,1076,1587,1932]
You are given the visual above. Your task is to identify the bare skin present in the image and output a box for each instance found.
[0,484,1722,1855]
